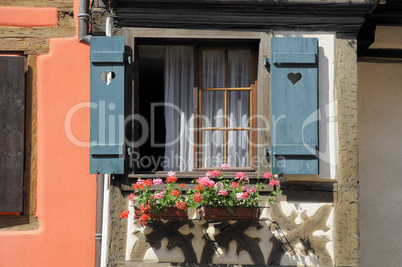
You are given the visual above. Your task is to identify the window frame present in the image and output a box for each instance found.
[0,53,38,229]
[124,28,269,175]
[194,46,258,171]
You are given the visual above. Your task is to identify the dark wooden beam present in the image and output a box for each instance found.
[99,1,377,35]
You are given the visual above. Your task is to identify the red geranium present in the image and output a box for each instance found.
[171,190,181,197]
[120,210,129,219]
[179,183,186,188]
[140,213,150,226]
[128,193,135,202]
[144,179,153,187]
[140,203,150,213]
[196,185,203,192]
[133,184,144,190]
[176,201,186,210]
[166,176,178,183]
[193,192,202,203]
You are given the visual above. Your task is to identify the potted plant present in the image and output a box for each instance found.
[120,172,188,226]
[187,164,281,220]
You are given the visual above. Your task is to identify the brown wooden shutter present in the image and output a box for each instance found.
[0,56,25,213]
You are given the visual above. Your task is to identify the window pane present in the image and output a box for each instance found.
[228,51,250,87]
[228,91,250,128]
[202,131,224,167]
[202,51,225,88]
[228,131,250,167]
[202,90,224,128]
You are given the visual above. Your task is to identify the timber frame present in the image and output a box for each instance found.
[92,0,376,265]
[0,0,75,230]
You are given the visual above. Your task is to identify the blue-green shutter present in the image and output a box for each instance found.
[269,37,319,175]
[90,36,125,174]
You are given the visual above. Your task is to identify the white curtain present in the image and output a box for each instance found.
[202,51,251,167]
[164,46,194,171]
[201,51,225,167]
[227,51,250,167]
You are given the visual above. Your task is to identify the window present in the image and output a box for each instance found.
[133,43,256,173]
[0,54,37,228]
[0,55,25,214]
[198,49,253,169]
[90,32,323,177]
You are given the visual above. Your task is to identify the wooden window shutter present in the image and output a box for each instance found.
[90,37,125,174]
[269,37,319,175]
[0,56,25,212]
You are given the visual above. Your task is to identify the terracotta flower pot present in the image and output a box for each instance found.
[202,206,259,220]
[134,207,188,220]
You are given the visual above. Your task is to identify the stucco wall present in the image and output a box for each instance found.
[0,1,95,266]
[358,26,402,267]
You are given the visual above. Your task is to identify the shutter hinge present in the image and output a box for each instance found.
[264,148,271,163]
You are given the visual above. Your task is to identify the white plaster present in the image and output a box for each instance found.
[244,221,273,264]
[276,201,334,266]
[149,238,186,262]
[125,201,137,261]
[213,240,254,265]
[295,215,303,225]
[274,31,338,180]
[143,247,159,262]
[259,207,271,220]
[187,208,199,219]
[280,201,331,226]
[280,249,320,266]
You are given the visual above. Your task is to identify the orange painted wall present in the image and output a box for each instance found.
[0,7,58,27]
[0,1,95,266]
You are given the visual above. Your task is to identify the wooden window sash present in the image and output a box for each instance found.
[196,47,255,169]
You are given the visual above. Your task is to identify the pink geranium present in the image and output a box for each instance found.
[221,163,229,170]
[269,179,279,186]
[153,178,163,185]
[214,182,224,189]
[218,189,228,196]
[231,182,239,188]
[154,192,164,199]
[263,172,273,179]
[235,172,249,182]
[247,187,256,194]
[198,177,215,188]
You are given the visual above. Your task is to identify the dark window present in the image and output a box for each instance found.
[0,56,25,213]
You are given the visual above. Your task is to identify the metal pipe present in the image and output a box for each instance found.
[95,174,104,267]
[100,174,111,266]
[78,0,91,44]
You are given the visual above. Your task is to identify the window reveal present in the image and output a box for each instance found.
[136,45,255,172]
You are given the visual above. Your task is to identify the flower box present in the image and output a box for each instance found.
[202,206,258,220]
[134,207,188,220]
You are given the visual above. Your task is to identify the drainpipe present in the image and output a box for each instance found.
[100,174,111,266]
[100,20,113,267]
[78,0,91,44]
[95,174,104,267]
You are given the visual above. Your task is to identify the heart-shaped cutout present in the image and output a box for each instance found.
[100,71,116,85]
[287,72,302,85]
